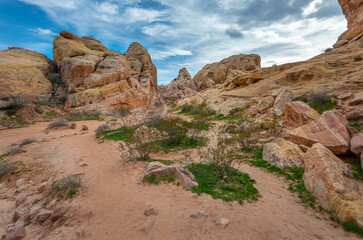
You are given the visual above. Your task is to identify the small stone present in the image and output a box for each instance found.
[54,216,66,228]
[47,199,57,209]
[81,125,88,131]
[13,205,28,222]
[15,179,25,188]
[28,206,41,220]
[190,210,208,219]
[299,145,310,152]
[79,163,88,167]
[192,193,198,198]
[3,225,26,240]
[51,205,71,222]
[36,210,52,223]
[220,218,230,228]
[37,183,47,193]
[144,207,158,216]
[137,218,155,234]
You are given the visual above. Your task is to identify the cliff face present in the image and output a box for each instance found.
[338,0,363,41]
[53,31,157,111]
[0,47,55,109]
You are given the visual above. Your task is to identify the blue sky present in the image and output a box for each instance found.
[0,0,346,85]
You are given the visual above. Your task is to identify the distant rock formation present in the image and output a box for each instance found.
[192,54,264,91]
[0,47,55,109]
[53,31,157,110]
[160,68,197,99]
[337,0,363,41]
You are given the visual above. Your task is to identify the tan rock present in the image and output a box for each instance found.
[50,205,71,222]
[36,210,52,223]
[289,111,351,154]
[160,68,197,99]
[256,96,274,113]
[139,162,198,190]
[303,143,363,227]
[272,88,294,116]
[263,138,304,168]
[337,0,363,41]
[351,132,363,156]
[3,225,26,240]
[285,101,320,127]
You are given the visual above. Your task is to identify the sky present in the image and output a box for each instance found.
[0,0,347,85]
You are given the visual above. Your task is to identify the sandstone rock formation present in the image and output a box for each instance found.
[289,111,351,155]
[285,101,320,127]
[303,143,363,227]
[351,131,363,157]
[271,88,294,116]
[0,47,54,108]
[192,54,264,91]
[263,138,304,168]
[337,0,363,42]
[139,162,198,190]
[53,31,157,111]
[160,68,197,99]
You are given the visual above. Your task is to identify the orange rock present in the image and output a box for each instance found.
[289,111,351,154]
[285,101,320,127]
[303,143,363,227]
[160,68,197,99]
[337,0,363,41]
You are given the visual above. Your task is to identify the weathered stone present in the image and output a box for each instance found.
[289,111,351,154]
[139,162,198,190]
[3,225,26,240]
[346,108,363,121]
[337,0,363,41]
[351,132,363,157]
[137,218,155,234]
[285,101,320,127]
[144,207,158,216]
[263,138,304,168]
[50,205,71,222]
[37,183,47,193]
[272,88,294,116]
[13,205,28,223]
[333,40,349,48]
[15,179,25,188]
[256,96,274,113]
[303,143,363,227]
[190,210,208,219]
[36,210,52,223]
[28,206,41,220]
[220,218,230,228]
[335,91,352,100]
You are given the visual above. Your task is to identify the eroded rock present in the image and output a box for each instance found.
[285,101,320,127]
[351,132,363,157]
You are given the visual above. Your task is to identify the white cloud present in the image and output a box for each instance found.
[123,8,167,23]
[302,0,323,16]
[150,48,193,60]
[30,28,57,37]
[96,2,119,15]
[19,0,77,9]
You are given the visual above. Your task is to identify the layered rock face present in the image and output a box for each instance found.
[54,31,157,110]
[192,54,264,91]
[285,101,320,127]
[160,68,197,99]
[0,47,54,108]
[337,0,363,41]
[303,143,363,227]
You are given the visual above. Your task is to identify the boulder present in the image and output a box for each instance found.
[3,225,26,240]
[36,210,52,223]
[285,101,320,127]
[346,108,363,121]
[50,205,71,222]
[256,96,274,113]
[289,111,351,155]
[0,48,54,108]
[139,162,198,190]
[272,88,294,116]
[351,132,363,157]
[263,138,304,168]
[303,143,363,227]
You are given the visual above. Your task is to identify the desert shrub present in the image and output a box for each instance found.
[47,73,62,84]
[154,117,189,145]
[0,162,13,178]
[67,111,100,121]
[115,106,131,129]
[18,138,37,147]
[180,103,216,117]
[143,108,165,127]
[97,126,135,141]
[95,124,112,134]
[307,91,337,114]
[47,121,69,129]
[50,174,81,198]
[3,147,26,156]
[228,107,247,117]
[229,115,260,150]
[354,55,362,62]
[5,105,23,116]
[120,126,160,160]
[46,110,58,117]
[262,116,284,138]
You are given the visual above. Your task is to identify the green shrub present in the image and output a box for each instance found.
[229,115,260,150]
[95,124,112,134]
[97,127,135,141]
[46,110,58,117]
[50,175,81,198]
[349,122,362,132]
[180,103,216,117]
[307,92,337,114]
[154,117,189,145]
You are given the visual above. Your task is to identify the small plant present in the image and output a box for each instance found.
[354,55,362,62]
[67,111,100,121]
[50,175,81,198]
[307,91,337,114]
[0,162,13,178]
[97,126,135,141]
[116,106,131,129]
[47,121,69,129]
[95,124,112,134]
[2,147,26,157]
[263,116,284,138]
[154,117,189,146]
[349,122,362,132]
[229,114,260,150]
[180,103,216,117]
[46,110,58,117]
[18,138,37,147]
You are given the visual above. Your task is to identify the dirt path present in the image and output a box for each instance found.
[0,121,360,240]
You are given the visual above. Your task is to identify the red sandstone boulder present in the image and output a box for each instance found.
[285,101,320,127]
[351,132,363,157]
[289,111,351,154]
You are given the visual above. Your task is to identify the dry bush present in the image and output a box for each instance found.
[50,175,81,192]
[95,124,112,134]
[229,115,260,150]
[0,162,13,178]
[47,121,69,129]
[18,138,37,147]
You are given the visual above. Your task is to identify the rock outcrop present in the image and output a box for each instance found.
[303,143,363,227]
[160,68,197,99]
[271,88,294,116]
[337,0,363,42]
[263,138,304,168]
[285,101,320,127]
[289,111,351,155]
[139,162,198,190]
[351,131,363,157]
[192,54,264,91]
[0,47,54,108]
[53,31,157,111]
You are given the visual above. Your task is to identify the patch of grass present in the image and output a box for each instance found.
[150,137,206,153]
[345,158,363,180]
[0,148,26,160]
[97,127,136,141]
[310,100,337,114]
[143,158,174,166]
[179,103,216,117]
[342,221,363,237]
[187,163,260,204]
[67,188,78,199]
[50,175,81,199]
[144,174,176,185]
[45,110,58,117]
[70,117,99,122]
[349,122,362,132]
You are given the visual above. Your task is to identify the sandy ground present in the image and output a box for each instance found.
[0,120,361,240]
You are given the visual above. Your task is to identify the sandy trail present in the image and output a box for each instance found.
[0,121,360,240]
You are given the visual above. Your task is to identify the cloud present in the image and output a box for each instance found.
[150,48,193,60]
[19,0,77,9]
[96,1,119,15]
[30,28,57,37]
[225,29,244,39]
[302,0,323,16]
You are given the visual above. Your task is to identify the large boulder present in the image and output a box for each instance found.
[53,31,157,111]
[303,143,363,227]
[263,138,304,168]
[351,131,363,157]
[337,0,363,41]
[272,88,294,116]
[139,162,198,190]
[285,101,320,127]
[192,54,264,91]
[0,47,54,108]
[160,68,197,99]
[289,111,351,155]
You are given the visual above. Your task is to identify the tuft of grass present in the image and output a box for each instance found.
[187,163,260,204]
[95,124,112,134]
[349,122,362,132]
[67,188,78,199]
[96,127,136,141]
[149,137,207,153]
[180,103,216,117]
[144,174,176,185]
[345,158,363,180]
[45,110,58,117]
[142,158,174,166]
[47,121,69,129]
[50,175,81,199]
[0,162,13,178]
[1,148,26,160]
[342,221,363,237]
[18,138,37,147]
